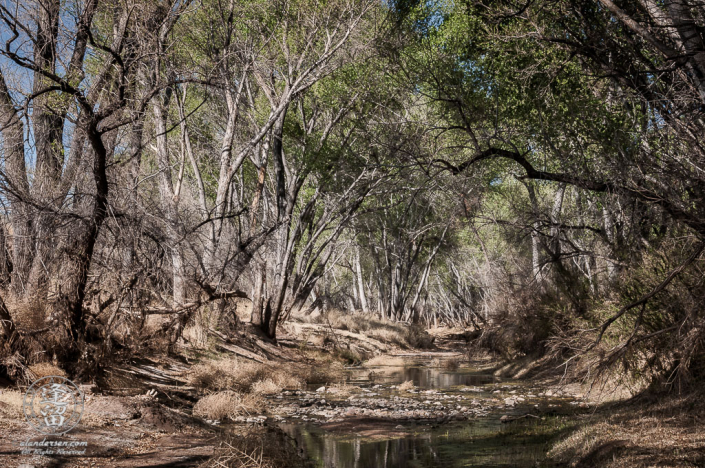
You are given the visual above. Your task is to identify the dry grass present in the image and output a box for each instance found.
[365,355,406,366]
[398,380,416,392]
[193,391,264,420]
[250,379,281,396]
[365,328,406,347]
[404,324,435,349]
[9,298,46,331]
[189,358,303,393]
[28,362,66,378]
[549,393,705,467]
[308,310,413,347]
[182,307,219,350]
[0,389,23,418]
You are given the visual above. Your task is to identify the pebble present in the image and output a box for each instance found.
[246,373,575,431]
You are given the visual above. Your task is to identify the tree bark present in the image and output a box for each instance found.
[355,246,369,313]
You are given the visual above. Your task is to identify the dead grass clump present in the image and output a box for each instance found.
[443,357,460,370]
[326,383,356,397]
[324,309,365,333]
[193,391,264,420]
[189,358,302,393]
[250,379,281,395]
[429,357,460,370]
[398,380,416,392]
[334,347,362,365]
[313,310,416,348]
[308,334,326,347]
[28,362,66,378]
[10,298,46,331]
[182,307,219,350]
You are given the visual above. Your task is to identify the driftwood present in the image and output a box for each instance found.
[292,323,389,351]
[500,413,540,423]
[207,329,268,362]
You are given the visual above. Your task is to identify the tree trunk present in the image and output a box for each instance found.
[0,293,19,350]
[0,73,33,297]
[355,246,369,313]
[61,119,110,353]
[602,204,621,283]
[250,263,265,326]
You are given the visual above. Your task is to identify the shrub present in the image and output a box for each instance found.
[335,347,362,365]
[250,379,281,395]
[398,380,416,392]
[429,357,460,370]
[189,358,302,393]
[193,391,264,420]
[405,324,434,349]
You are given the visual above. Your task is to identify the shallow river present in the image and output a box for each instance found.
[278,357,580,468]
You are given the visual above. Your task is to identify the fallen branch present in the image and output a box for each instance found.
[142,289,249,315]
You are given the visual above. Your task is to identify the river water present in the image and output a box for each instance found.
[279,357,579,468]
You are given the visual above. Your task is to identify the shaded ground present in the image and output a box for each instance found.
[549,391,705,468]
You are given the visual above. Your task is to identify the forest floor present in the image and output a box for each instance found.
[0,322,702,467]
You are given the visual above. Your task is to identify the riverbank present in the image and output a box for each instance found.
[0,319,420,467]
[0,324,703,467]
[548,391,705,468]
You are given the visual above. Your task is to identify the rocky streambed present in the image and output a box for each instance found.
[227,356,591,467]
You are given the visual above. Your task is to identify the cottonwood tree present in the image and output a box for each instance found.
[0,0,190,368]
[125,0,385,342]
[389,0,705,380]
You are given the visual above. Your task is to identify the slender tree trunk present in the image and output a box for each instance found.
[602,204,621,283]
[524,182,544,286]
[250,263,265,326]
[355,246,369,313]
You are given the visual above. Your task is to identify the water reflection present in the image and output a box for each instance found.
[346,364,498,389]
[282,419,557,468]
[288,361,566,467]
